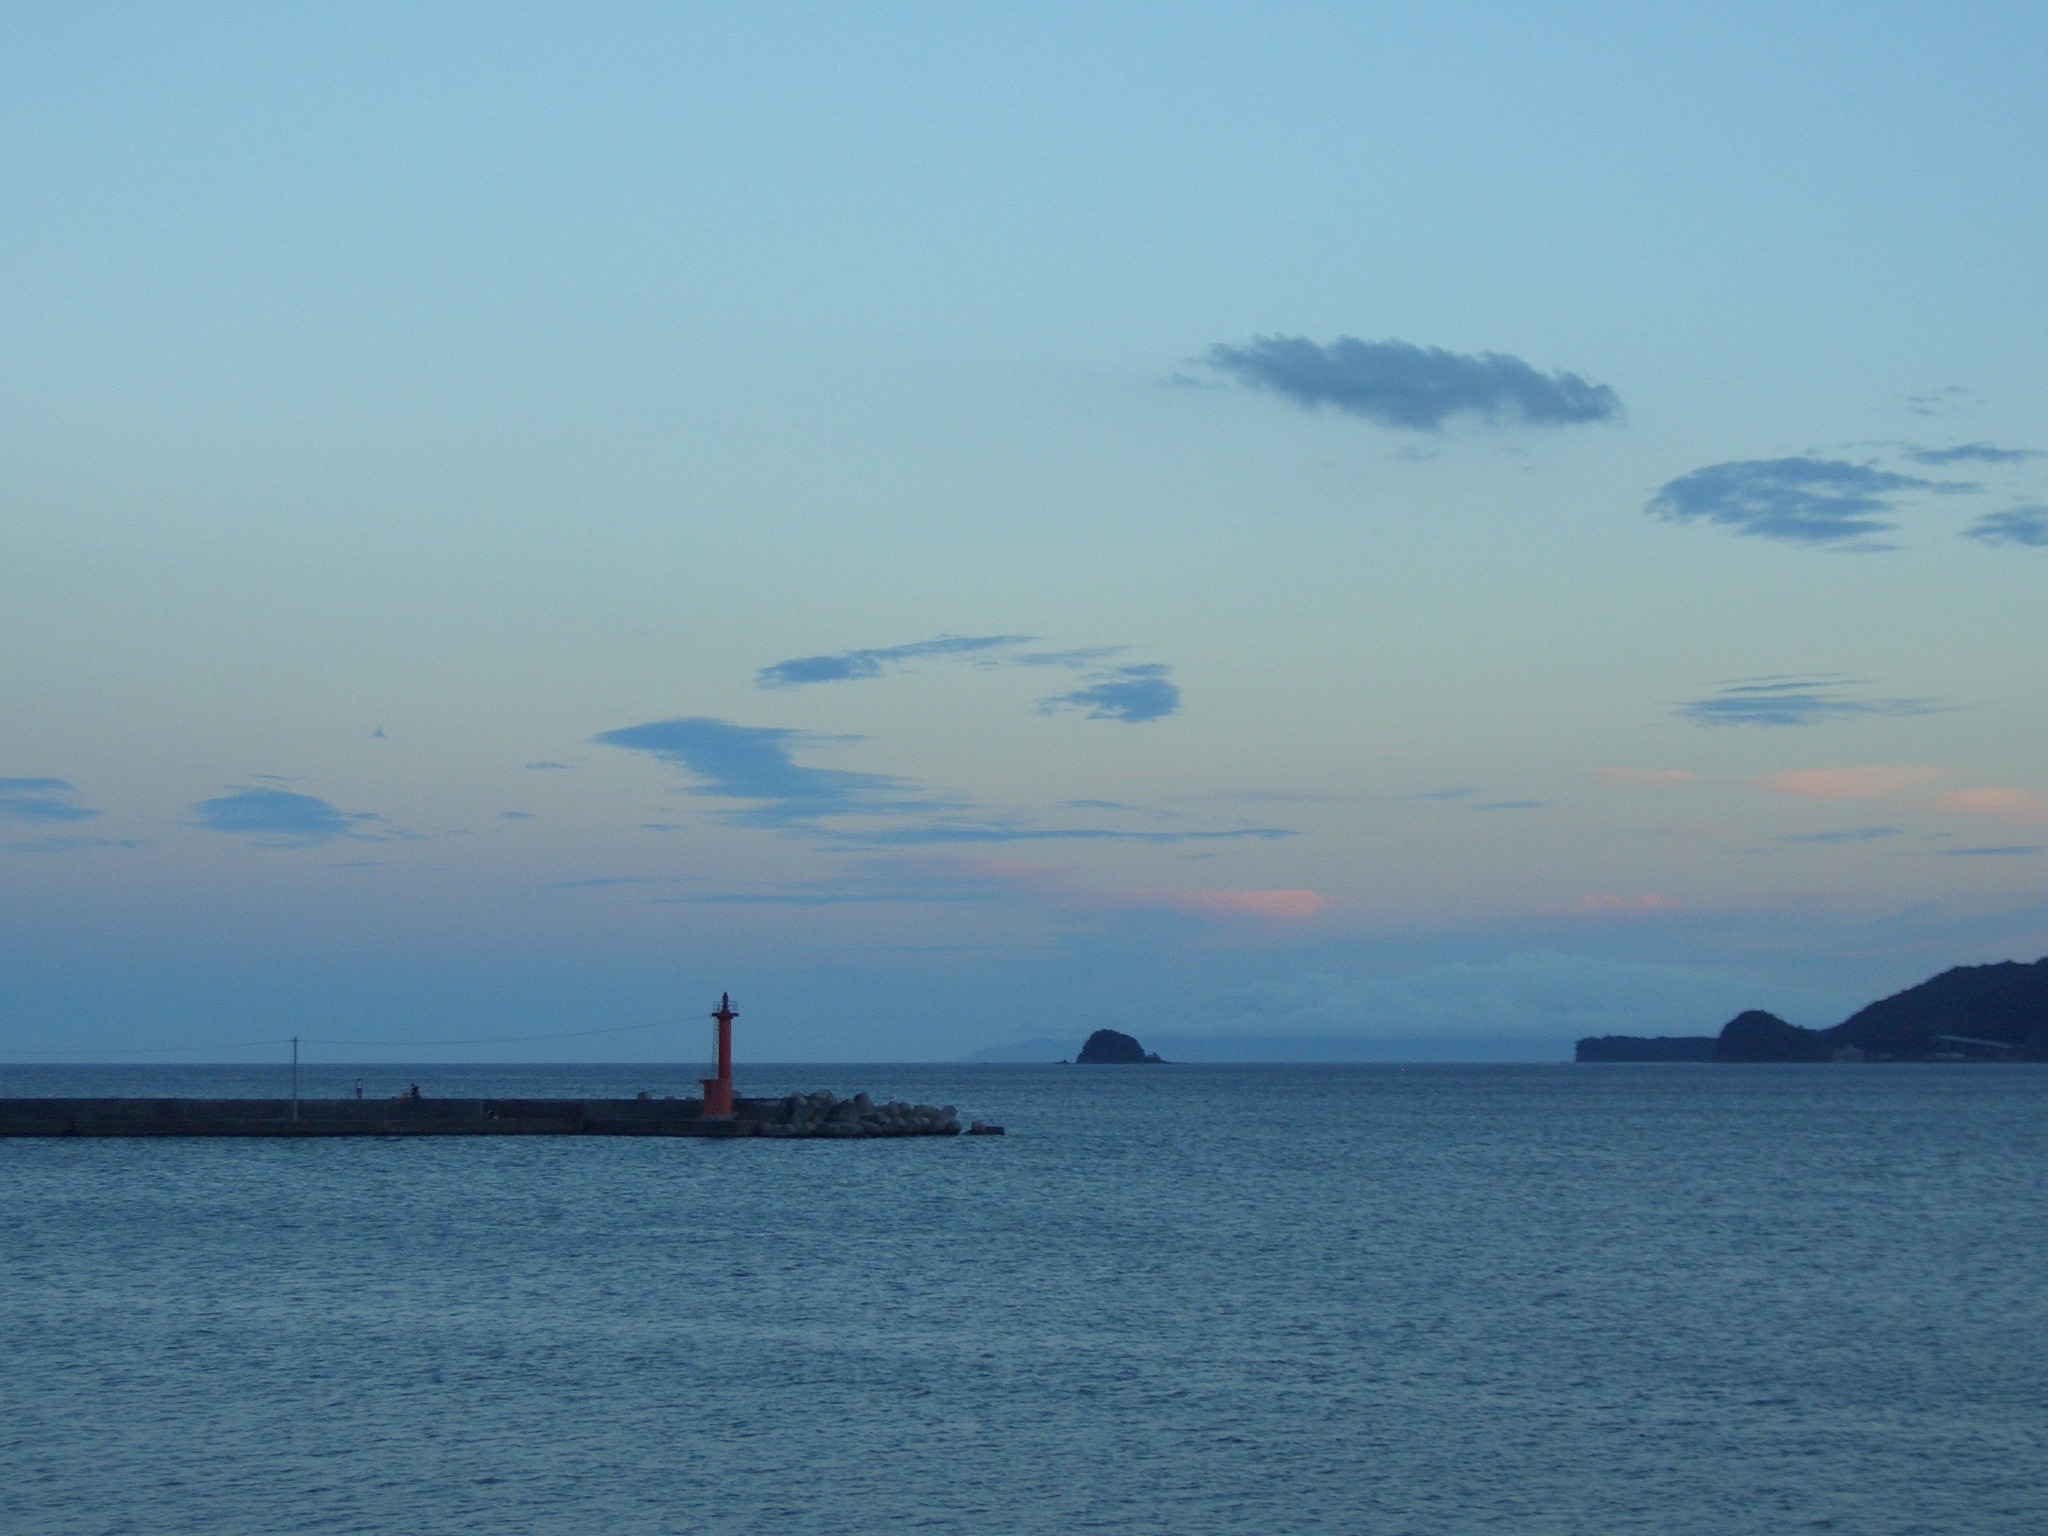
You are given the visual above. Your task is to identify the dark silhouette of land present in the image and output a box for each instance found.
[1576,956,2048,1062]
[1075,1029,1166,1064]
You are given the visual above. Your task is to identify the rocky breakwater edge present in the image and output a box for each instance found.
[752,1090,1004,1138]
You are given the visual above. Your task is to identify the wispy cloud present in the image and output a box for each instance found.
[1934,787,2048,825]
[523,760,573,771]
[1677,676,1943,728]
[1777,826,1901,844]
[1756,766,1943,800]
[192,788,384,847]
[1905,441,2041,466]
[0,778,99,824]
[841,824,1288,848]
[758,634,1034,688]
[1061,798,1180,818]
[1474,800,1546,812]
[593,716,1283,844]
[651,860,1325,919]
[1195,788,1373,806]
[1126,888,1335,920]
[1203,335,1621,430]
[1939,845,2044,858]
[656,857,1047,910]
[1038,664,1181,724]
[1904,386,1973,418]
[1648,458,1947,547]
[659,889,945,907]
[592,717,940,828]
[755,635,1177,726]
[1012,647,1131,669]
[1964,506,2048,547]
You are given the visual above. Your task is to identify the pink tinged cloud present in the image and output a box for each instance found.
[1934,787,2048,825]
[1136,888,1336,920]
[1756,766,1943,800]
[1597,768,1695,788]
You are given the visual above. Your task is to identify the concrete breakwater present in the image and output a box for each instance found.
[0,1089,997,1139]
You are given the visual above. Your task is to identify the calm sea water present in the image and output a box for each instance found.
[3,1062,2044,1535]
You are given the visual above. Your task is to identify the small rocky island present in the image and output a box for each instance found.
[1075,1029,1166,1064]
[1577,956,2048,1063]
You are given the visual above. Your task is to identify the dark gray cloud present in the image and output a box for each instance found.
[1778,826,1901,844]
[523,760,573,770]
[1038,665,1180,724]
[1647,458,1947,547]
[193,788,382,846]
[0,778,98,824]
[1965,506,2048,547]
[1939,845,2044,857]
[1905,441,2041,466]
[758,635,1034,688]
[1204,335,1621,431]
[593,717,942,828]
[1414,786,1477,802]
[1677,676,1944,728]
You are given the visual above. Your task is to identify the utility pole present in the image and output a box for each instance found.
[291,1036,299,1123]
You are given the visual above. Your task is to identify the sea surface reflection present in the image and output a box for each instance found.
[3,1062,2044,1534]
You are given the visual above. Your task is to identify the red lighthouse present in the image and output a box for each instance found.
[702,993,737,1117]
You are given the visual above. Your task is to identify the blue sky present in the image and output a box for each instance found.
[4,2,2046,1061]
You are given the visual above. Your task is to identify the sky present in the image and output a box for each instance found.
[4,2,2046,1063]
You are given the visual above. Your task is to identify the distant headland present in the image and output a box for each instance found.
[1577,957,2048,1063]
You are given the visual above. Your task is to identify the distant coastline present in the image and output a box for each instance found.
[1577,957,2048,1063]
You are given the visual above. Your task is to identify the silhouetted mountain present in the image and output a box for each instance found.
[1075,1029,1166,1064]
[1576,957,2048,1063]
[1715,1010,1834,1062]
[1833,958,2048,1060]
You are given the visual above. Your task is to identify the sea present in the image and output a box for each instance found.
[2,1061,2044,1535]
